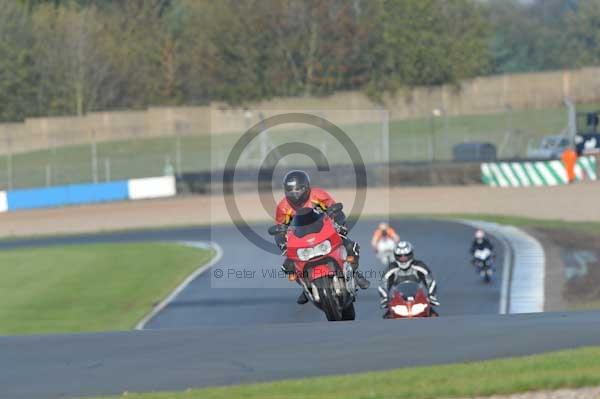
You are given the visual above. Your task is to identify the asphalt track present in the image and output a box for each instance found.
[6,219,595,399]
[0,219,503,328]
[3,311,600,399]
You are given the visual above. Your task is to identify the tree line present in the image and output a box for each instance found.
[1,0,599,122]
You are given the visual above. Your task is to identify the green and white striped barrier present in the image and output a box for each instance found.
[481,156,597,187]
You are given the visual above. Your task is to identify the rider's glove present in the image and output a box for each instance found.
[281,259,295,275]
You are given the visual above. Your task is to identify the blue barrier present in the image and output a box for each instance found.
[7,181,129,211]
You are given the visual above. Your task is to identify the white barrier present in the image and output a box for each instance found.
[128,176,176,200]
[0,191,7,213]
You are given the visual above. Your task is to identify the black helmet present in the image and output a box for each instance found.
[283,170,311,209]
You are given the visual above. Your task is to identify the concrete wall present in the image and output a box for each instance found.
[1,67,600,155]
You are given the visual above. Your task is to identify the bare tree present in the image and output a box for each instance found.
[32,4,115,116]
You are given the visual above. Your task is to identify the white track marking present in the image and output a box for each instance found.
[135,241,224,330]
[460,220,545,314]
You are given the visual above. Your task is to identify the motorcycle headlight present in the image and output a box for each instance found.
[297,240,331,261]
[411,303,428,315]
[314,240,332,257]
[391,305,409,316]
[297,248,315,261]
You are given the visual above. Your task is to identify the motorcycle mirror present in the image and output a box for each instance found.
[328,203,343,214]
[268,224,287,236]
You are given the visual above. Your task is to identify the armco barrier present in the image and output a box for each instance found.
[481,156,597,187]
[0,176,175,212]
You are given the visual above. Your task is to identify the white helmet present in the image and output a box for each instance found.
[378,222,389,230]
[394,241,414,270]
[475,229,485,242]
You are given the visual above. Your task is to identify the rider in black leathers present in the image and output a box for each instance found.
[381,241,439,314]
[470,229,494,255]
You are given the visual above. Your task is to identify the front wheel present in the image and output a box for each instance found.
[313,277,344,321]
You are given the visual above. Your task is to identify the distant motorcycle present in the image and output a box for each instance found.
[378,275,437,319]
[268,205,357,321]
[375,236,397,268]
[472,248,494,283]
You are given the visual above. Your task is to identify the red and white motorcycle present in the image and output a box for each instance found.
[268,205,358,321]
[378,275,437,318]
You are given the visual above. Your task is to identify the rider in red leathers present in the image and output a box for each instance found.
[274,170,370,304]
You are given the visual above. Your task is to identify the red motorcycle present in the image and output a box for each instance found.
[378,276,436,318]
[269,205,357,321]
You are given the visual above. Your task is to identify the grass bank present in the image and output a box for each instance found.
[92,346,600,399]
[0,242,213,335]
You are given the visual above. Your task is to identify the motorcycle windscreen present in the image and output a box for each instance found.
[391,281,423,300]
[290,207,324,238]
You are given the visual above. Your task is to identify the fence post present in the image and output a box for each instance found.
[381,110,389,163]
[442,107,449,160]
[105,158,111,182]
[175,134,182,175]
[45,164,51,187]
[428,135,434,161]
[91,129,98,183]
[429,113,436,162]
[6,133,12,190]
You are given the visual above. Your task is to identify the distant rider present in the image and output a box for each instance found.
[470,229,494,259]
[381,241,439,312]
[274,170,370,305]
[371,222,400,251]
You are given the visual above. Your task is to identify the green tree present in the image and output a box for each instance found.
[0,1,39,122]
[367,0,489,98]
[563,0,600,68]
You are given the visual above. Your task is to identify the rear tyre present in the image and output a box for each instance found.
[342,303,355,321]
[483,272,491,284]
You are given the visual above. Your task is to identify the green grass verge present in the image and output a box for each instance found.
[0,242,213,335]
[92,346,600,399]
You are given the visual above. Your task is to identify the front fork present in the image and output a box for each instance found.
[298,262,356,304]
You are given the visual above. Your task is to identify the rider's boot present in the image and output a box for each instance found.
[344,239,370,289]
[347,255,370,289]
[297,291,309,304]
[354,270,370,289]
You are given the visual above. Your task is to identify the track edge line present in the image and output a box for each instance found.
[134,241,224,330]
